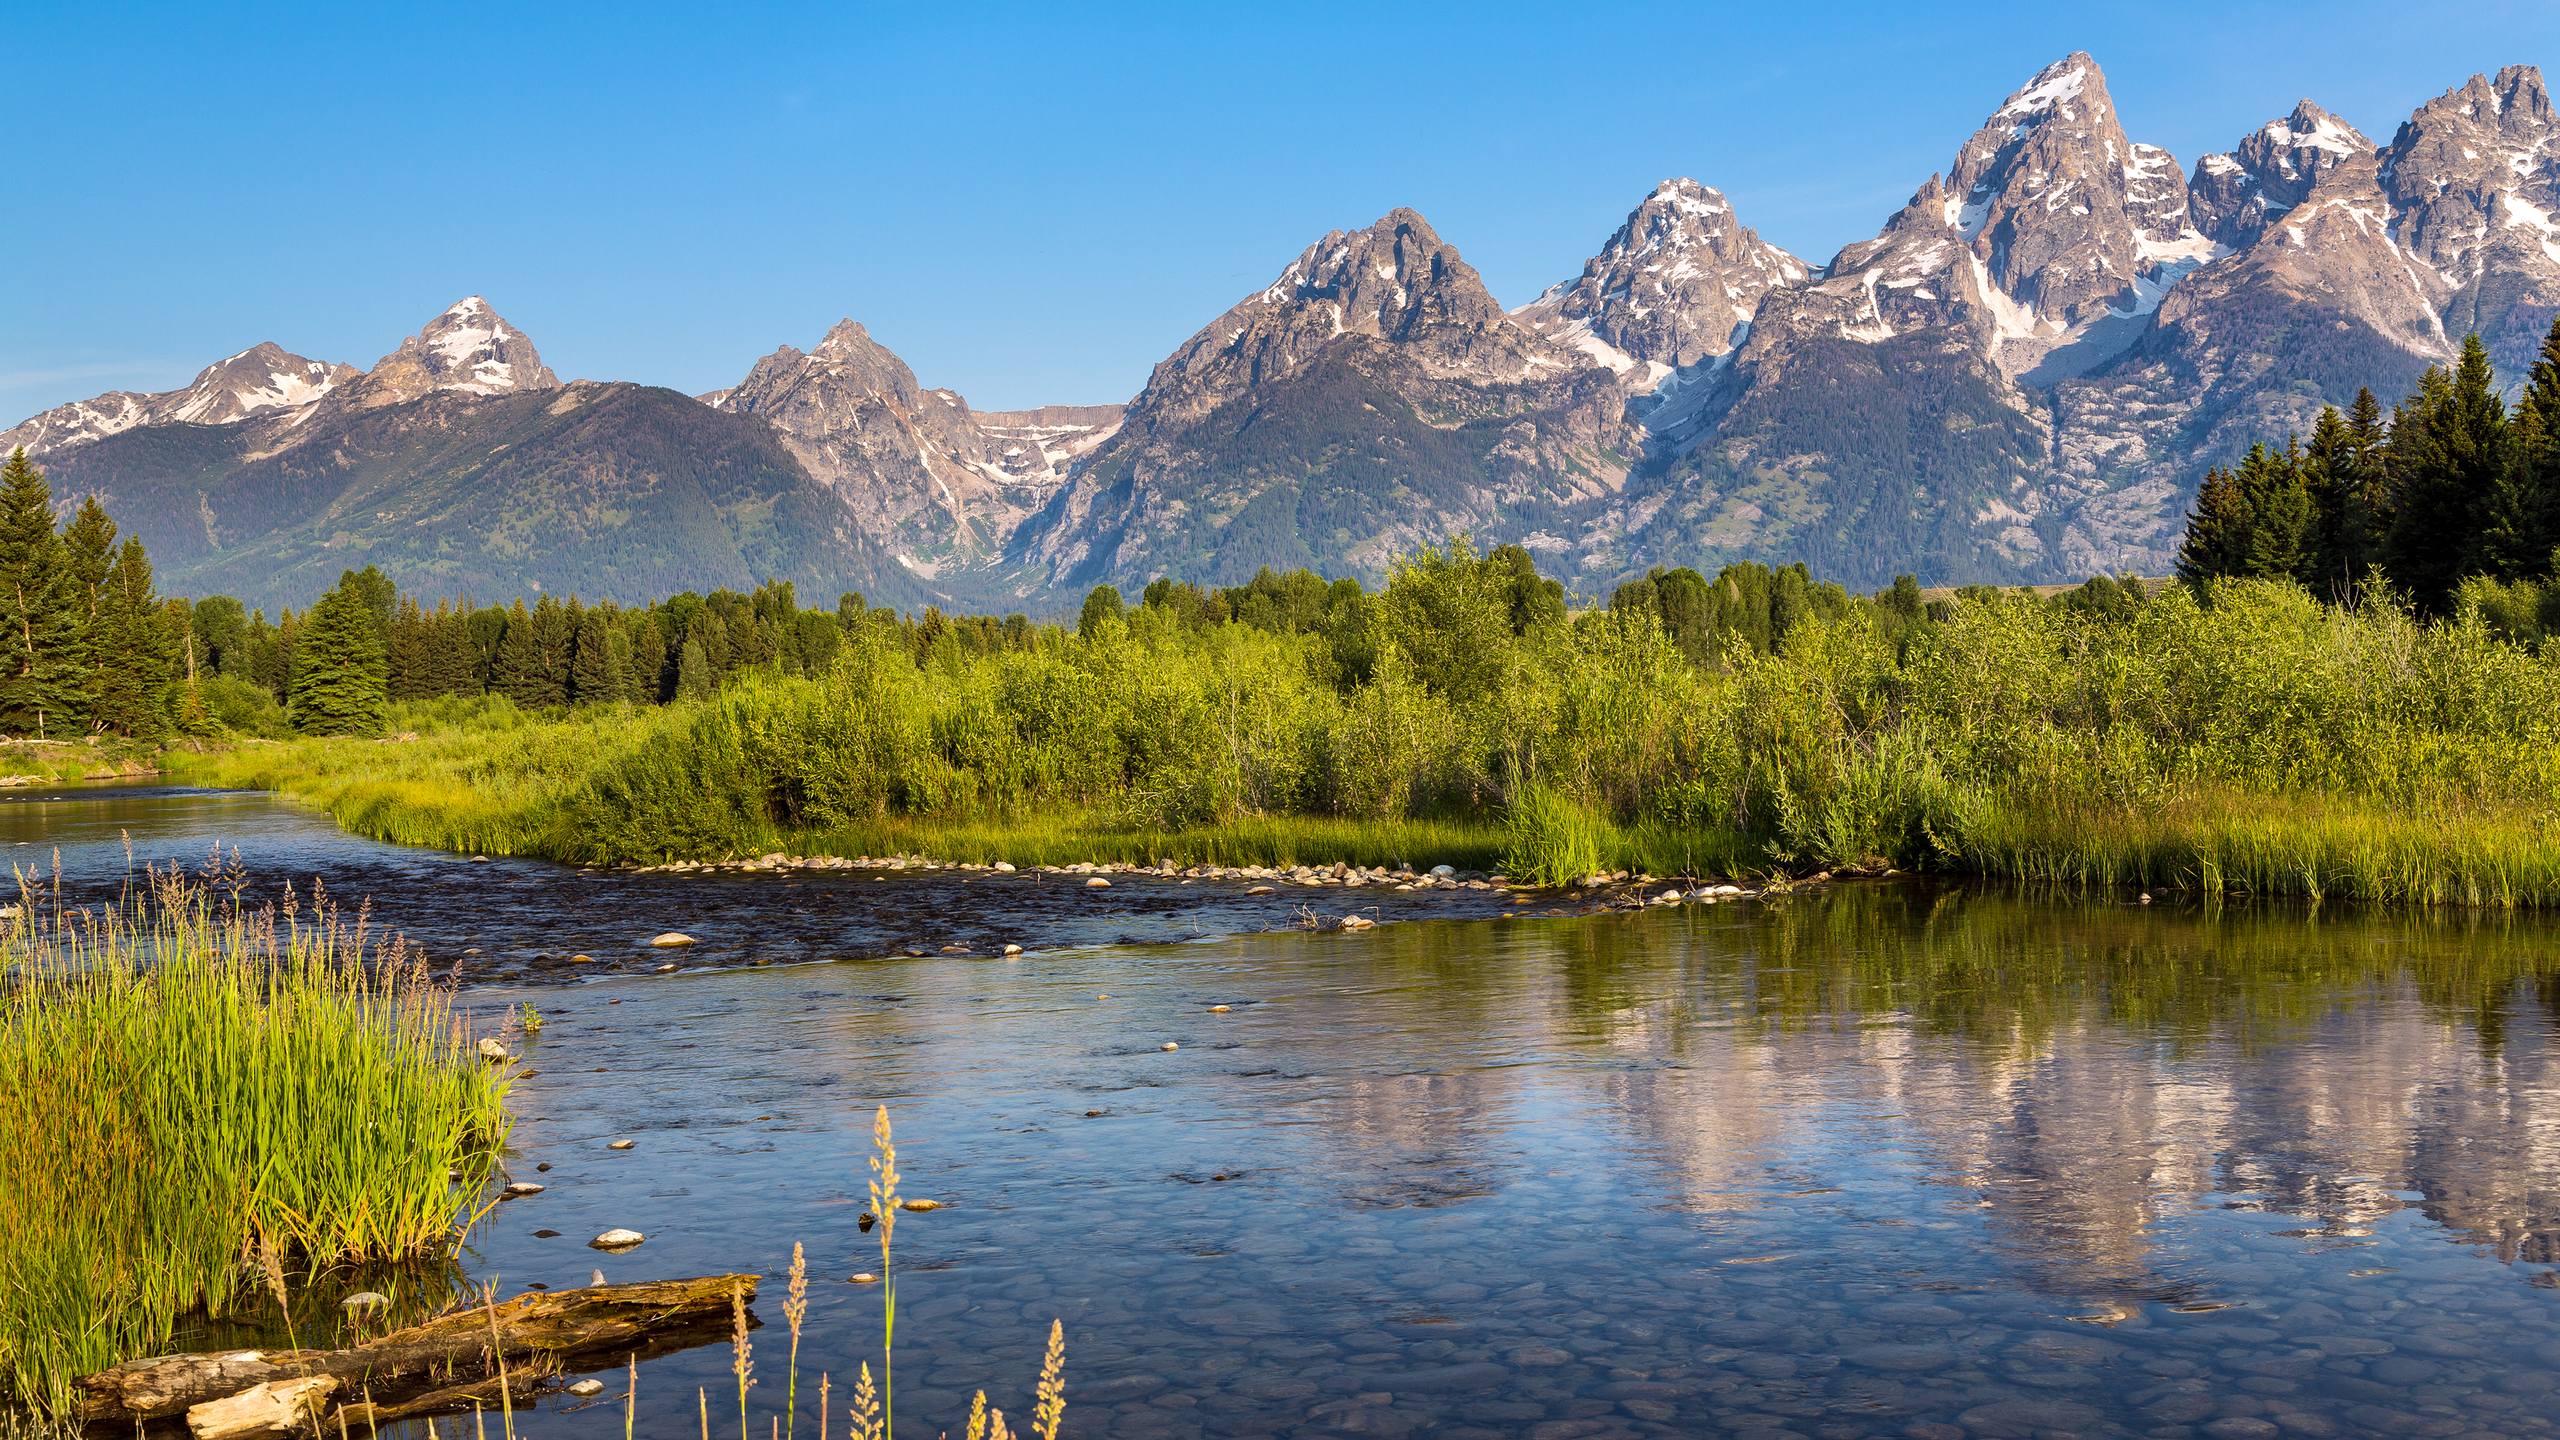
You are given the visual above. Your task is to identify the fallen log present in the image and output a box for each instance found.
[76,1273,755,1434]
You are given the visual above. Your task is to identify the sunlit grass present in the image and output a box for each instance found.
[0,870,510,1419]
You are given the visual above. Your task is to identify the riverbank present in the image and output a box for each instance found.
[0,738,159,788]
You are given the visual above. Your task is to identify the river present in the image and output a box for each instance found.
[12,783,2560,1438]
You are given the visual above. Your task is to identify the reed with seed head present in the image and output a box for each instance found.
[783,1242,807,1440]
[865,1107,899,1440]
[731,1281,754,1440]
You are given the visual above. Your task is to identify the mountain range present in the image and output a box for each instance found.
[14,54,2560,611]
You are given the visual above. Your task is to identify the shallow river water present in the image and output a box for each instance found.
[14,784,2560,1438]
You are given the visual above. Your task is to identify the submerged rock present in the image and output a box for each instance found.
[501,1182,545,1199]
[340,1291,390,1314]
[567,1379,606,1398]
[590,1228,645,1251]
[648,932,697,948]
[1085,877,1111,889]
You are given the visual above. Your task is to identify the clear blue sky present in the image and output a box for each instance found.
[8,1,2559,422]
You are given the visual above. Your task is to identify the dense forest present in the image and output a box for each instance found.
[1,440,2027,744]
[2176,317,2560,631]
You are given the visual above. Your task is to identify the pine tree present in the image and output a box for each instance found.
[2387,336,2511,613]
[0,450,79,737]
[57,495,115,724]
[387,598,435,701]
[90,537,173,736]
[2236,442,2311,579]
[487,596,575,709]
[2487,314,2560,578]
[2177,464,2253,584]
[190,594,250,677]
[288,579,389,735]
[570,606,628,704]
[426,603,480,696]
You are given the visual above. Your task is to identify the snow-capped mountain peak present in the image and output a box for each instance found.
[1518,178,1808,376]
[344,297,561,408]
[0,341,356,458]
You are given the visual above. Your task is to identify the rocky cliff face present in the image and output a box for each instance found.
[2188,101,2374,248]
[1516,178,1808,378]
[712,320,1075,576]
[2377,65,2560,374]
[1006,207,1638,594]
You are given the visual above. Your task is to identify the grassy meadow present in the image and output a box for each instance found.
[168,564,2560,905]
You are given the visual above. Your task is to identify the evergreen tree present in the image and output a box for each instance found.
[425,603,480,696]
[287,578,389,736]
[493,599,548,707]
[2237,442,2312,579]
[89,537,172,736]
[2177,464,2252,584]
[570,606,628,704]
[0,451,79,736]
[2487,314,2560,578]
[247,610,293,699]
[343,565,397,646]
[57,494,114,724]
[2387,336,2510,613]
[387,598,436,701]
[190,595,250,677]
[2298,397,2391,601]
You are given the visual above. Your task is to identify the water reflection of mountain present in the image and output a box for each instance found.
[1536,889,2560,1297]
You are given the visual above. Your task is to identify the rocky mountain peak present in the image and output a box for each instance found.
[1517,177,1809,377]
[347,297,560,408]
[0,341,356,457]
[812,317,885,364]
[1736,51,2220,384]
[166,343,360,425]
[2379,66,2560,288]
[2190,99,2376,247]
[714,319,1070,576]
[1124,206,1566,435]
[1944,52,2167,328]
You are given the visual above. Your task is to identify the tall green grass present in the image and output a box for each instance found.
[0,870,511,1418]
[1502,784,1612,886]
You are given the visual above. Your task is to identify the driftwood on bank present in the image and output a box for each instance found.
[75,1273,756,1436]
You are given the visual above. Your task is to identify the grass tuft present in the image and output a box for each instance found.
[0,869,510,1419]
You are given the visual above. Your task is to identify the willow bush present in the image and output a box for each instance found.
[173,558,2560,905]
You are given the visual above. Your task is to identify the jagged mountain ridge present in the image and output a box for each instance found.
[710,319,1075,577]
[19,54,2560,605]
[1004,208,1640,593]
[26,302,928,612]
[0,343,358,455]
